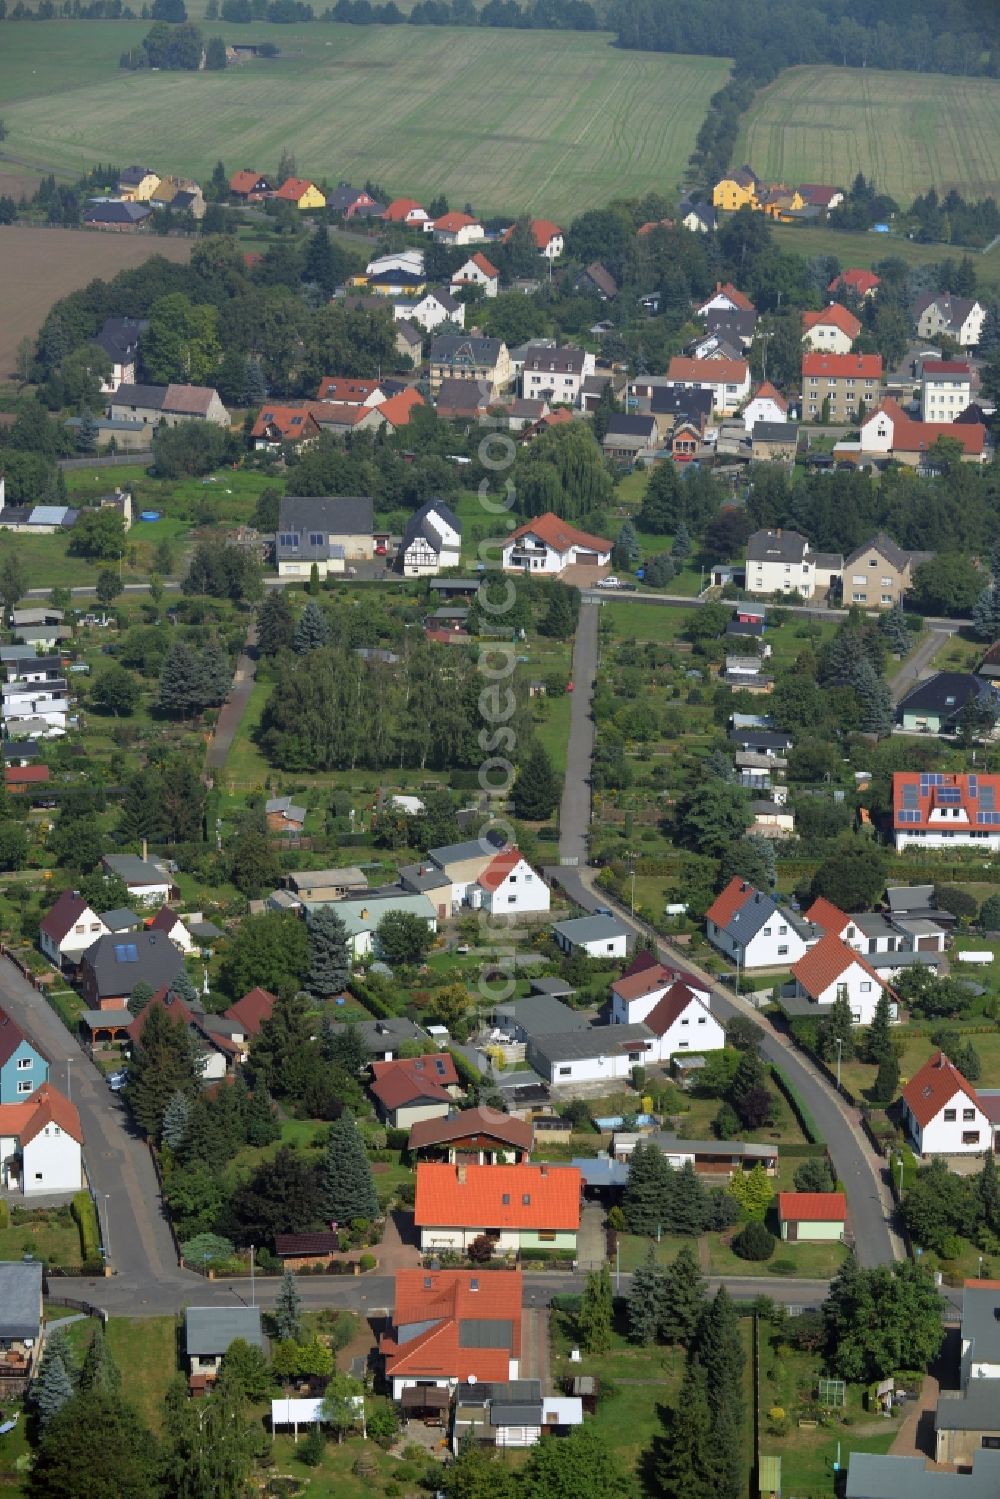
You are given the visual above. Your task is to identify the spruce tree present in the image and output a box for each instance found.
[852,657,893,737]
[513,742,560,820]
[578,1263,613,1354]
[127,979,154,1018]
[257,591,295,657]
[870,1051,900,1105]
[879,604,910,655]
[319,1112,378,1223]
[538,585,577,640]
[245,1083,279,1147]
[169,968,200,1005]
[818,988,856,1063]
[162,1090,192,1151]
[698,1288,745,1499]
[666,1160,706,1236]
[293,600,330,654]
[613,519,640,571]
[653,1360,714,1499]
[671,521,692,560]
[305,223,336,297]
[623,1141,674,1235]
[979,1153,1000,1236]
[244,357,267,406]
[978,303,1000,357]
[864,989,893,1064]
[29,1336,76,1432]
[198,638,232,708]
[955,1039,982,1082]
[126,1003,201,1140]
[77,408,99,454]
[157,640,204,718]
[79,1324,122,1396]
[660,1243,706,1347]
[305,906,350,998]
[973,586,1000,643]
[626,1248,665,1344]
[273,1268,303,1342]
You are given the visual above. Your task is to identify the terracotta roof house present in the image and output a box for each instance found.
[892,771,1000,851]
[381,1268,523,1397]
[432,212,484,246]
[501,512,612,576]
[828,268,880,298]
[327,185,381,218]
[450,251,500,299]
[223,987,275,1036]
[0,1082,83,1195]
[575,262,618,301]
[801,303,862,353]
[474,847,550,916]
[777,1191,846,1241]
[407,1107,534,1163]
[382,197,429,226]
[369,1054,460,1129]
[785,932,891,1025]
[503,218,563,258]
[696,282,755,316]
[859,399,986,466]
[801,351,883,422]
[229,170,272,201]
[902,1051,994,1155]
[798,184,845,210]
[378,388,425,429]
[414,1162,581,1255]
[315,376,384,406]
[273,178,325,210]
[251,405,320,450]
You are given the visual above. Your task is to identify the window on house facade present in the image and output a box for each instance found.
[944,1108,957,1121]
[963,1109,977,1121]
[16,1081,32,1095]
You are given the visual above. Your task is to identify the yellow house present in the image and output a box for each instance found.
[712,164,759,212]
[118,166,160,201]
[274,177,326,210]
[759,185,805,221]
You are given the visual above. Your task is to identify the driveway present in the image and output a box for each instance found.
[576,1201,606,1271]
[558,600,598,867]
[205,619,258,773]
[890,625,957,704]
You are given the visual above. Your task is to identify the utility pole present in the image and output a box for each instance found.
[250,1243,256,1308]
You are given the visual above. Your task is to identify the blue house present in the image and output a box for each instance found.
[0,1008,49,1105]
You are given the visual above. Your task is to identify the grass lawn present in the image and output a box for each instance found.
[533,690,573,776]
[838,1024,1000,1103]
[736,64,1000,205]
[0,1208,81,1267]
[63,1316,178,1431]
[707,1232,848,1279]
[0,23,729,220]
[269,1434,402,1498]
[219,677,272,788]
[769,222,1000,293]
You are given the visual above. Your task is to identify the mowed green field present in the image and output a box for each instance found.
[736,65,1000,203]
[0,22,729,219]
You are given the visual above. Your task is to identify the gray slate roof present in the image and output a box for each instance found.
[753,421,797,443]
[846,1450,1000,1499]
[430,334,503,366]
[402,498,461,553]
[0,1260,42,1339]
[103,854,170,886]
[331,1015,427,1054]
[428,835,505,868]
[494,993,588,1037]
[935,1382,1000,1431]
[276,496,374,563]
[712,886,779,942]
[962,1284,1000,1365]
[185,1305,265,1357]
[81,930,183,999]
[528,1023,654,1067]
[112,383,166,410]
[896,671,986,719]
[746,528,809,564]
[843,531,910,572]
[552,914,628,946]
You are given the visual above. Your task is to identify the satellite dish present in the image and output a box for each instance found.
[467,1375,477,1384]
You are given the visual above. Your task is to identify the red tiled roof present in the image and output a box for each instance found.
[224,987,275,1036]
[902,1050,981,1128]
[305,401,374,428]
[503,218,561,250]
[0,1083,82,1148]
[699,282,754,313]
[611,963,674,1003]
[870,400,985,457]
[792,932,883,1000]
[39,888,91,945]
[801,352,882,379]
[407,1107,534,1153]
[454,251,499,281]
[382,198,426,222]
[668,356,749,384]
[801,304,862,339]
[777,1191,846,1223]
[316,376,381,403]
[229,170,268,195]
[507,511,612,556]
[620,949,660,980]
[643,982,706,1037]
[250,405,320,441]
[371,1054,459,1111]
[274,177,318,202]
[750,381,789,411]
[803,897,849,935]
[478,847,526,893]
[382,1268,522,1382]
[921,360,970,376]
[828,268,880,295]
[434,212,478,233]
[705,877,756,930]
[126,988,194,1047]
[415,1163,580,1231]
[378,388,424,427]
[4,765,50,788]
[891,770,997,830]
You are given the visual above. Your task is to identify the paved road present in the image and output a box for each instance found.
[558,600,598,867]
[890,625,958,704]
[0,957,198,1296]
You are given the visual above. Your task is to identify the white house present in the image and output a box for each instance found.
[745,528,842,599]
[306,893,438,962]
[800,304,861,354]
[893,772,1000,853]
[147,905,197,953]
[920,360,972,423]
[520,345,594,407]
[0,1083,83,1195]
[367,248,425,278]
[552,914,628,960]
[38,890,109,967]
[637,980,725,1057]
[789,932,891,1025]
[960,1283,1000,1385]
[609,960,710,1026]
[451,252,500,299]
[403,288,465,333]
[527,983,723,1084]
[101,853,176,907]
[695,282,754,317]
[665,355,751,415]
[902,1051,994,1156]
[502,512,612,576]
[399,500,462,577]
[2,679,69,732]
[432,212,485,246]
[507,219,563,260]
[473,848,550,916]
[741,382,788,432]
[913,292,987,350]
[704,878,811,970]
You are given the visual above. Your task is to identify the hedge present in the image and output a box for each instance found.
[769,1063,821,1145]
[72,1192,100,1261]
[348,979,397,1020]
[447,1047,482,1089]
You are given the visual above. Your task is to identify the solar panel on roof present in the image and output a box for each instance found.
[969,775,978,798]
[982,786,996,810]
[978,812,1000,825]
[114,942,138,962]
[901,786,918,804]
[937,787,961,804]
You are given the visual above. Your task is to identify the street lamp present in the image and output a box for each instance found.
[834,1037,843,1091]
[104,1195,112,1262]
[65,1057,73,1103]
[250,1243,256,1309]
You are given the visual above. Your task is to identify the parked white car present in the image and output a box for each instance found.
[596,575,622,589]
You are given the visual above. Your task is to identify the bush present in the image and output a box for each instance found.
[940,1234,965,1261]
[359,1252,376,1272]
[71,1192,100,1260]
[0,1199,8,1230]
[731,1221,776,1261]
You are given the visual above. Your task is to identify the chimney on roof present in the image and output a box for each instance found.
[457,1166,466,1184]
[540,1164,548,1177]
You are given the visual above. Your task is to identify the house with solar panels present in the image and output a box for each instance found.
[893,771,1000,851]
